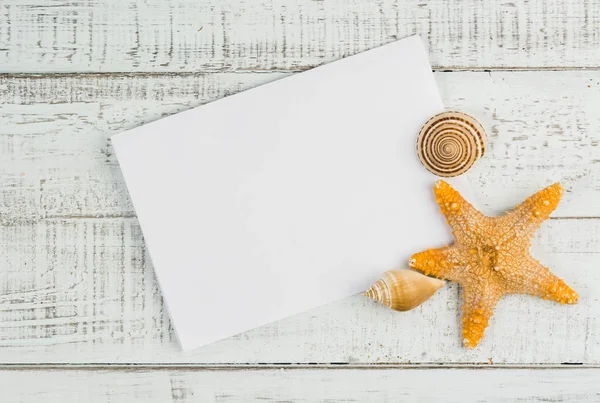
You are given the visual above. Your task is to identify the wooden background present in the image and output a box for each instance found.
[1,0,599,401]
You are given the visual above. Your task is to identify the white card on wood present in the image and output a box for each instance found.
[112,35,472,351]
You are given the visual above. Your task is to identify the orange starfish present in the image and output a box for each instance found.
[409,181,578,348]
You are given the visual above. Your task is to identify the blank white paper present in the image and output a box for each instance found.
[112,35,472,351]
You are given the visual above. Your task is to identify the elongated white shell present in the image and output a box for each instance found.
[364,270,445,312]
[416,111,487,177]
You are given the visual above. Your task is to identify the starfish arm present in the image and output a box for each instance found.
[502,257,579,304]
[433,180,488,245]
[409,246,463,281]
[498,183,564,246]
[461,283,503,349]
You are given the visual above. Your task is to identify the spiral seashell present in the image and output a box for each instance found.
[363,270,445,312]
[416,111,487,177]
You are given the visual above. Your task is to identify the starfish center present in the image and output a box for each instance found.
[478,245,502,273]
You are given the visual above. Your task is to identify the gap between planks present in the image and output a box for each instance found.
[36,215,600,221]
[0,363,592,371]
[1,66,600,79]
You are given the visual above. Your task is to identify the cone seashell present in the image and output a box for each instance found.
[416,111,487,177]
[364,270,445,312]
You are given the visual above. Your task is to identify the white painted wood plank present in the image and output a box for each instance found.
[0,218,596,364]
[0,367,599,402]
[1,0,599,72]
[1,71,599,220]
[0,71,599,363]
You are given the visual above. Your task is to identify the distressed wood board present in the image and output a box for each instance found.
[1,71,599,222]
[1,0,600,73]
[0,367,599,402]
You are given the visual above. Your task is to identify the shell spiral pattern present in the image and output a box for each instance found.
[416,111,487,177]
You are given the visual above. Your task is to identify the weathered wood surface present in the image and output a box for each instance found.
[0,71,599,364]
[3,0,600,399]
[1,367,599,402]
[1,71,599,222]
[0,218,597,364]
[1,0,600,73]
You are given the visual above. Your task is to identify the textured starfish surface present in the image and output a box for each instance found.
[409,180,578,349]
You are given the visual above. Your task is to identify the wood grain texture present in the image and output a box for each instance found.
[1,367,599,402]
[0,70,599,364]
[3,0,600,398]
[0,217,597,364]
[1,70,599,221]
[1,0,600,73]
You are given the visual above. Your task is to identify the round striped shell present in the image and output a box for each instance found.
[416,111,487,177]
